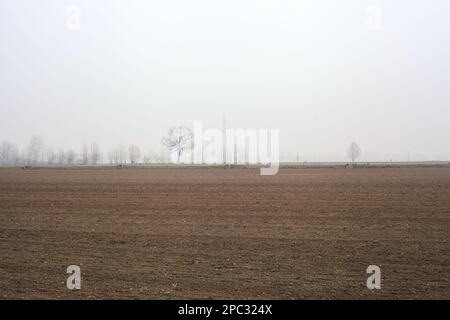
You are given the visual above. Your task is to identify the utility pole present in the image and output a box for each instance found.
[222,115,227,165]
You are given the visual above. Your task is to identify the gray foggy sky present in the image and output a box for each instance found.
[1,0,449,161]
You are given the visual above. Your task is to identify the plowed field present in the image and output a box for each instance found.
[0,167,449,299]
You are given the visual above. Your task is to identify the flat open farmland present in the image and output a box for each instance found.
[0,167,449,299]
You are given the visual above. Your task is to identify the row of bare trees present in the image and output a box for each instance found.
[0,140,20,166]
[0,137,174,166]
[1,139,172,167]
[0,137,102,166]
[1,131,363,166]
[80,143,102,165]
[106,145,169,165]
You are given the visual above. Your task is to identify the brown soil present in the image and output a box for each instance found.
[0,167,449,299]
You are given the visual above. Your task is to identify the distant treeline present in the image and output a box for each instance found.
[0,136,169,166]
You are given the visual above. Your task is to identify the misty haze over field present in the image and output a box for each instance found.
[1,0,449,162]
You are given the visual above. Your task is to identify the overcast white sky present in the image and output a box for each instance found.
[1,0,449,161]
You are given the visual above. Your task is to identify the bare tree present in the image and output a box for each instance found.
[0,141,19,166]
[128,144,141,165]
[143,149,156,164]
[46,146,56,165]
[109,145,126,165]
[57,149,66,165]
[162,126,192,163]
[0,141,12,165]
[66,150,77,165]
[19,149,28,166]
[347,142,362,164]
[142,153,150,164]
[107,149,115,165]
[90,143,101,165]
[81,143,89,165]
[27,136,45,165]
[117,145,127,165]
[11,146,20,165]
